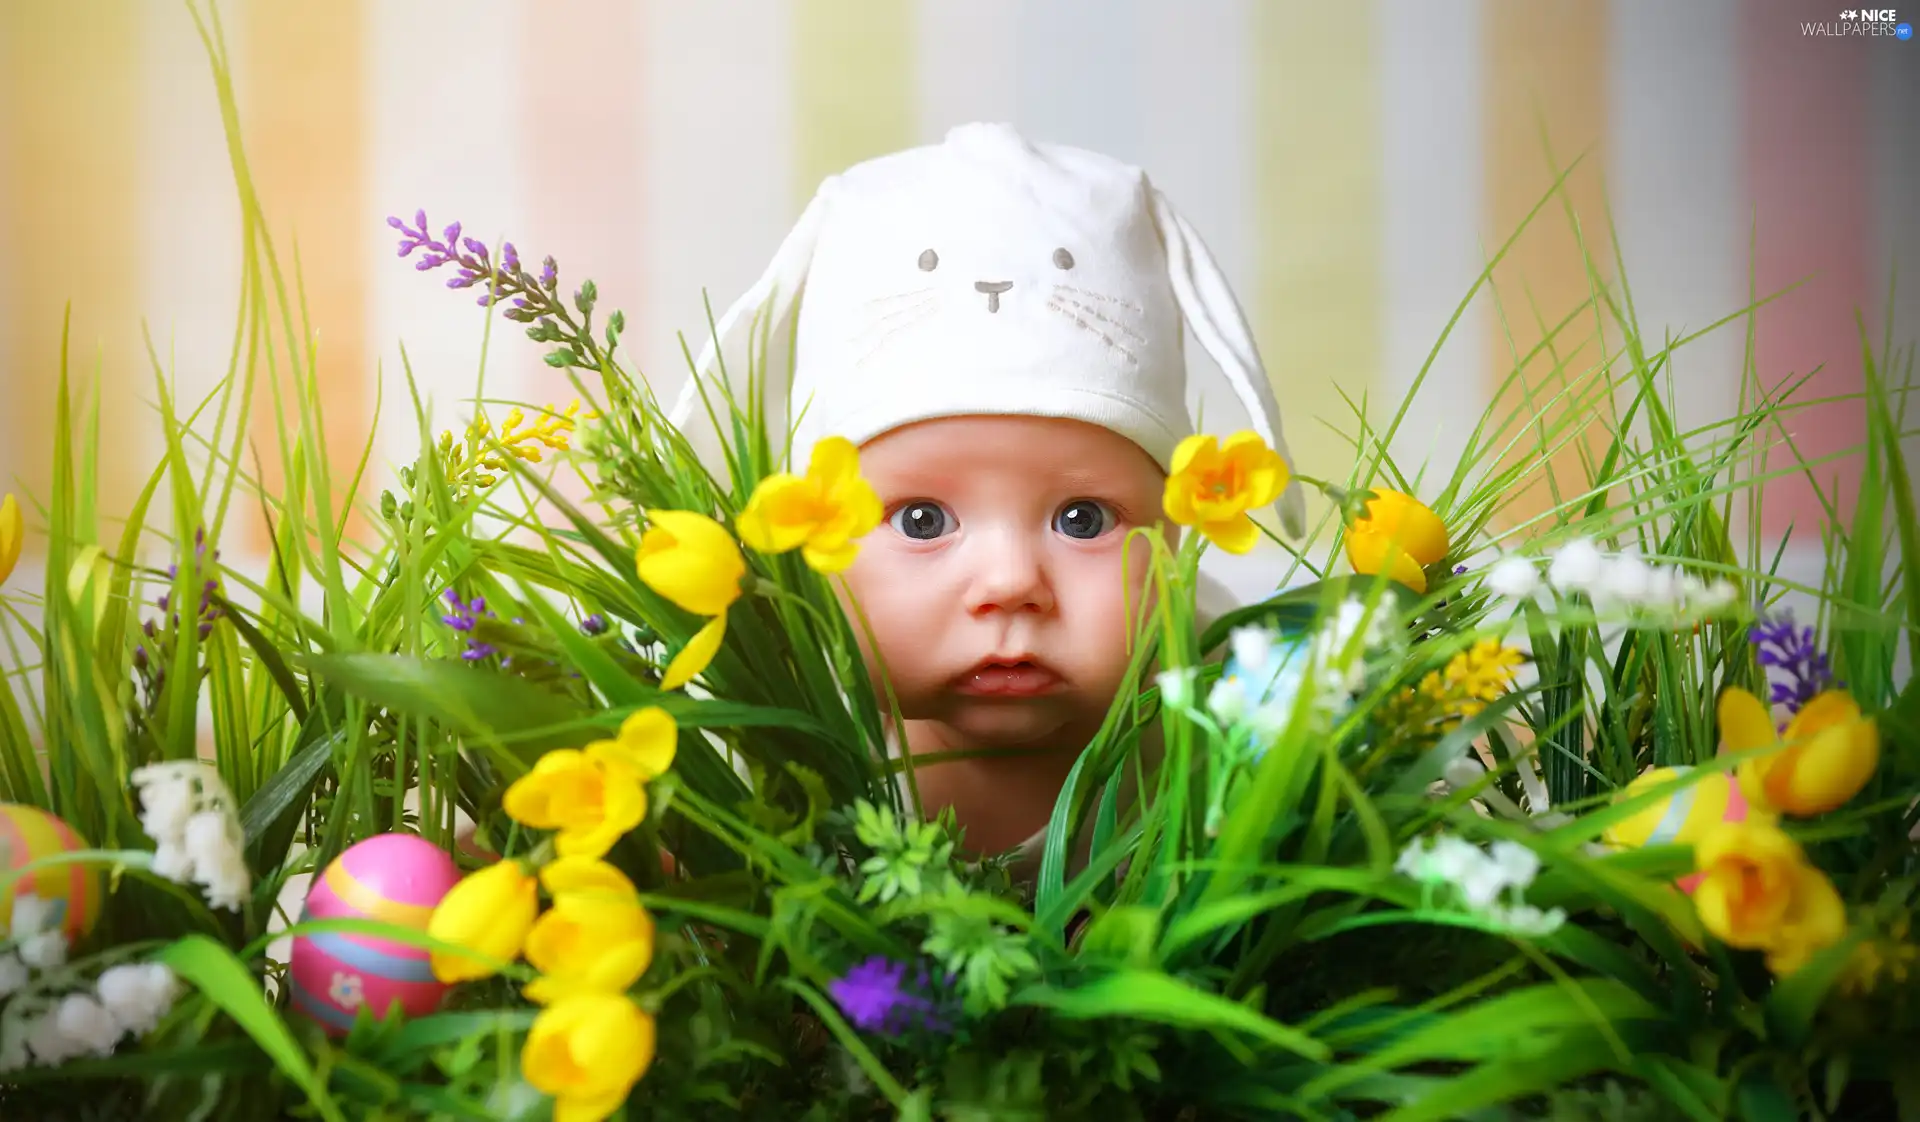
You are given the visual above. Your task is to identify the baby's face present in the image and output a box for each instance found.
[839,415,1169,751]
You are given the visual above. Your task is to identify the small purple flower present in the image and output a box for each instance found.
[579,614,609,637]
[1751,611,1837,715]
[441,589,501,661]
[827,956,949,1037]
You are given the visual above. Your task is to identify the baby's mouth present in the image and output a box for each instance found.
[955,658,1064,698]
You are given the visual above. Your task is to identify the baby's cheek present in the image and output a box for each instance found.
[1064,549,1148,653]
[839,555,935,688]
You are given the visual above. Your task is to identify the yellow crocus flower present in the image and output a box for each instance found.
[635,510,744,616]
[427,860,540,983]
[0,494,22,587]
[1344,489,1449,594]
[522,992,657,1122]
[1161,431,1290,555]
[737,436,883,573]
[502,742,651,861]
[1721,686,1880,817]
[607,706,677,778]
[636,510,746,690]
[1692,819,1847,977]
[523,857,655,1005]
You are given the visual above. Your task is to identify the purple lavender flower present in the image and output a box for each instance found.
[827,956,949,1037]
[133,528,225,708]
[389,210,603,370]
[442,589,500,661]
[1751,611,1837,715]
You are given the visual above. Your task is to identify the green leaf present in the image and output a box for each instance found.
[1013,970,1329,1061]
[158,934,348,1122]
[1369,1037,1618,1122]
[1034,745,1094,937]
[1075,905,1162,968]
[302,652,592,763]
[1736,1070,1801,1122]
[238,727,341,848]
[1764,926,1867,1048]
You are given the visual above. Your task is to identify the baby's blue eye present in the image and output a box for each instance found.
[1053,499,1115,540]
[889,500,954,541]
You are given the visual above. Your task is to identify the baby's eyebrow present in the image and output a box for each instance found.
[1050,467,1118,492]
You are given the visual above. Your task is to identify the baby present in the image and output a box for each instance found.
[674,122,1305,858]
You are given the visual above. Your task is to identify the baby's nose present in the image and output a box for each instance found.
[965,536,1054,616]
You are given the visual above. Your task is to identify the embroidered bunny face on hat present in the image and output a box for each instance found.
[671,121,1306,538]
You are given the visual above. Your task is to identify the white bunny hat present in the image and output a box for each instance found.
[668,121,1306,538]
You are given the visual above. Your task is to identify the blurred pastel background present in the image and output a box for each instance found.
[0,0,1915,607]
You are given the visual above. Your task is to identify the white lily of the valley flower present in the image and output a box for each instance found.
[1598,553,1652,605]
[8,892,57,937]
[1155,667,1198,710]
[51,993,121,1058]
[1484,555,1542,599]
[1204,675,1249,726]
[1547,538,1606,592]
[130,763,196,842]
[135,762,251,913]
[1396,831,1560,936]
[1696,579,1738,612]
[1227,625,1273,675]
[1490,902,1568,937]
[96,963,181,1038]
[17,931,66,971]
[1488,840,1542,888]
[7,893,68,970]
[0,954,26,1000]
[26,1012,82,1066]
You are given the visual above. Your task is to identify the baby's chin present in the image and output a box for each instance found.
[926,697,1095,754]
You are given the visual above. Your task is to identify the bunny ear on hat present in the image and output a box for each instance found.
[1148,185,1308,540]
[668,183,833,484]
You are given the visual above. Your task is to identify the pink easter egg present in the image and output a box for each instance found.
[288,833,462,1036]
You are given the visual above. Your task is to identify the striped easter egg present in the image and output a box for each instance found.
[288,833,461,1036]
[1603,766,1752,893]
[0,803,103,941]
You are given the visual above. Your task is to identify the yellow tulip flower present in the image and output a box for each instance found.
[636,510,746,690]
[0,494,22,587]
[523,857,655,1005]
[1692,819,1846,976]
[1161,431,1291,555]
[1722,686,1880,817]
[502,742,651,860]
[737,436,883,573]
[428,859,540,983]
[635,510,745,617]
[523,992,657,1122]
[1344,489,1450,594]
